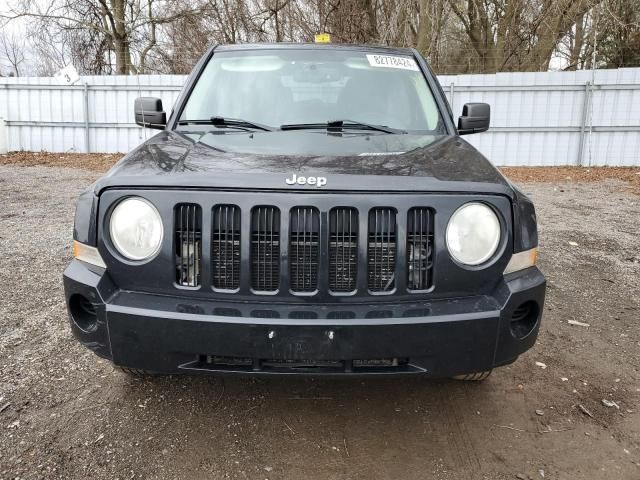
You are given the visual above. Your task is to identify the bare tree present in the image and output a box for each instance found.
[3,0,638,75]
[594,0,640,68]
[0,31,26,76]
[8,0,206,74]
[444,0,604,73]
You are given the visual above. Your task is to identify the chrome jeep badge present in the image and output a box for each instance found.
[285,174,327,187]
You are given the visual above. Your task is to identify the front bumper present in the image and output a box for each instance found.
[63,260,545,377]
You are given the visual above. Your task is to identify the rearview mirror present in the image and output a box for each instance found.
[134,97,166,130]
[458,103,490,135]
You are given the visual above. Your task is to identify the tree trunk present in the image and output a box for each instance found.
[569,13,585,70]
[110,0,132,74]
[416,0,433,56]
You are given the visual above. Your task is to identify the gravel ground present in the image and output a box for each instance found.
[0,162,639,480]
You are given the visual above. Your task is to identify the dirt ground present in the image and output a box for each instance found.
[0,154,639,480]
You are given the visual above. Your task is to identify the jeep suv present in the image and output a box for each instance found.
[63,43,545,378]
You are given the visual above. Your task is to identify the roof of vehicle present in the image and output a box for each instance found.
[214,42,416,55]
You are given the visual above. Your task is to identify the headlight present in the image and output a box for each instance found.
[446,202,501,266]
[109,197,163,261]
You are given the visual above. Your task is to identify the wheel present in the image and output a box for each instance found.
[118,366,161,377]
[452,370,492,381]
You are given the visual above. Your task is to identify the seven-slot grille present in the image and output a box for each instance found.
[329,208,358,292]
[212,205,241,290]
[289,207,320,292]
[173,205,435,295]
[251,206,281,292]
[175,204,202,287]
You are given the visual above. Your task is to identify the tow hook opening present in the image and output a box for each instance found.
[69,294,99,333]
[510,301,539,340]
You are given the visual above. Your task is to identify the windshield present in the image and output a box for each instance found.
[179,49,445,133]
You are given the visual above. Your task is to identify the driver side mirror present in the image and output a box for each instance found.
[458,103,490,135]
[134,97,166,130]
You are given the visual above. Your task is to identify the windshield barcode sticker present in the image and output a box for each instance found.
[366,54,419,71]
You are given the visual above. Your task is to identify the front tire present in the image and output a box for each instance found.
[452,370,492,381]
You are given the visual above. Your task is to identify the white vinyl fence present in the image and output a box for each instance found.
[1,68,639,166]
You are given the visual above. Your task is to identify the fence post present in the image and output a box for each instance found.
[577,81,592,166]
[82,82,90,153]
[449,82,455,111]
[0,118,7,154]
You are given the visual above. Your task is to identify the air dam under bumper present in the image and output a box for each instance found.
[63,260,545,377]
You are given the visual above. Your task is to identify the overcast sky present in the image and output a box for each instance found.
[1,1,52,75]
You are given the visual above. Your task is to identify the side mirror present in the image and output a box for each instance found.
[134,97,166,130]
[458,103,490,135]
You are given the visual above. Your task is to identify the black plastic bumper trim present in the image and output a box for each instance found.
[63,260,546,377]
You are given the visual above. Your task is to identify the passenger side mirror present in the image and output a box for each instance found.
[458,103,490,135]
[134,97,166,130]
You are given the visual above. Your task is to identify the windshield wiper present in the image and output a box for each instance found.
[280,120,405,134]
[177,116,274,132]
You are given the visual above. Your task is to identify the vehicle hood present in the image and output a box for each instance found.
[95,130,513,196]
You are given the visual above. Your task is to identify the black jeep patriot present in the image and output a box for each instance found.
[64,43,545,379]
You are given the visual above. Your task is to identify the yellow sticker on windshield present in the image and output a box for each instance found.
[366,54,419,71]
